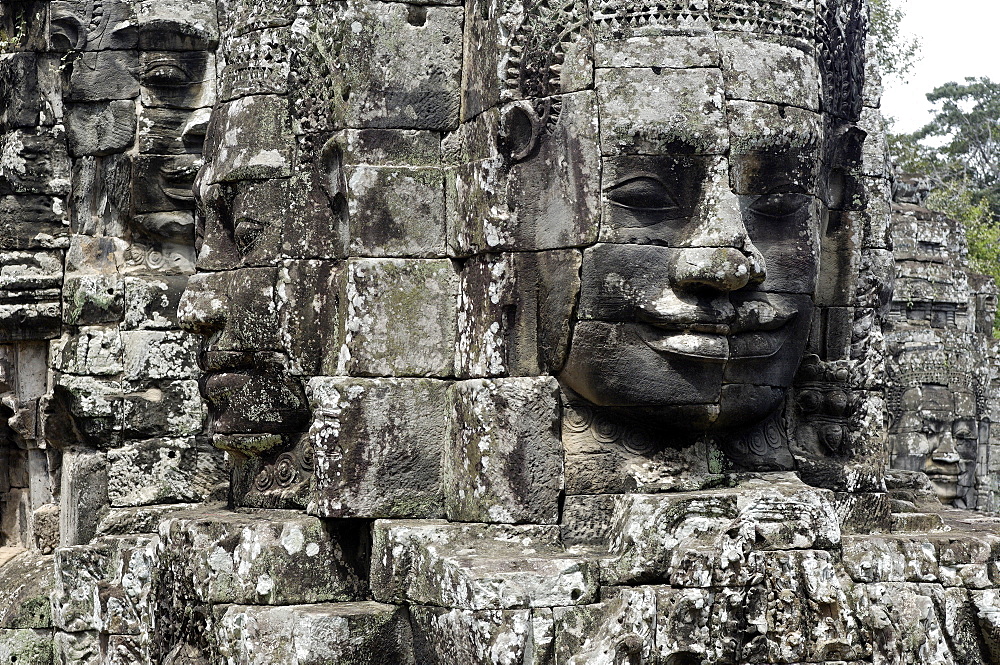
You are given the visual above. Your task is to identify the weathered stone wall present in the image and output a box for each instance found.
[885,178,1000,512]
[0,0,998,663]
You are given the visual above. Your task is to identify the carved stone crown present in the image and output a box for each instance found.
[886,362,988,419]
[592,0,816,41]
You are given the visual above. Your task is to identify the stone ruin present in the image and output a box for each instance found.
[0,0,999,663]
[885,175,1000,513]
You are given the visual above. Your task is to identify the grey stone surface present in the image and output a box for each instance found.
[5,0,1000,663]
[445,377,562,524]
[336,258,457,378]
[308,376,448,519]
[215,602,415,665]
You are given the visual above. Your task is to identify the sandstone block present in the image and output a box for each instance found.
[594,34,719,68]
[654,587,743,665]
[122,275,189,330]
[107,437,225,507]
[59,447,110,545]
[344,165,446,257]
[0,194,70,252]
[53,630,100,665]
[50,326,124,376]
[0,127,71,196]
[0,52,41,130]
[445,377,562,524]
[601,476,841,586]
[52,535,157,634]
[121,378,204,438]
[302,1,462,131]
[62,273,124,325]
[456,250,581,378]
[0,629,53,665]
[596,67,727,155]
[717,34,821,110]
[277,260,339,376]
[52,375,123,446]
[215,602,415,665]
[460,0,592,120]
[0,550,53,629]
[854,583,956,664]
[371,520,597,610]
[553,587,656,665]
[410,606,534,665]
[336,258,457,377]
[202,95,293,184]
[65,100,136,156]
[64,50,140,102]
[446,92,600,255]
[308,377,448,519]
[121,330,200,381]
[158,510,364,606]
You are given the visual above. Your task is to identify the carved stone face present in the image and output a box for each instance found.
[131,0,216,249]
[890,384,982,506]
[181,94,312,449]
[557,36,821,435]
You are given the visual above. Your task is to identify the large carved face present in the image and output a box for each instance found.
[890,382,983,507]
[554,35,822,435]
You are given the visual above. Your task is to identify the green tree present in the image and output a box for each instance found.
[868,0,921,82]
[890,78,1000,336]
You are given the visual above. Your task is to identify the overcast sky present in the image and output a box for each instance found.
[879,0,1000,133]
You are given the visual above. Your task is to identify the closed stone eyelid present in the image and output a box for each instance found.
[604,175,680,210]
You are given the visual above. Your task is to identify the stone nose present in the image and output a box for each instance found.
[930,432,961,463]
[671,246,765,293]
[181,107,211,149]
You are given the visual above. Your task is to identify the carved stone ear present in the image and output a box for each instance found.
[318,137,347,202]
[822,123,867,210]
[499,101,541,162]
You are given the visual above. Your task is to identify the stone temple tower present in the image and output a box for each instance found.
[0,0,999,663]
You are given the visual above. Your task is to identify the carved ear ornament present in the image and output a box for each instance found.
[499,101,543,162]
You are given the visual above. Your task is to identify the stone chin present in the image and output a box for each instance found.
[558,318,809,434]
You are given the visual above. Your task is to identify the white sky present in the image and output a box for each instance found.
[879,0,1000,133]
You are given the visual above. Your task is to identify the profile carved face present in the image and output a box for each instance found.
[890,383,983,506]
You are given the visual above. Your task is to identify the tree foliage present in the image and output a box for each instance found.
[890,78,1000,336]
[868,0,921,82]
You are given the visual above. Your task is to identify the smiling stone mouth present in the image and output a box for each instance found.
[637,309,796,360]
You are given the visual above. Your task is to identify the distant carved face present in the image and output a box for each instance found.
[131,3,216,247]
[557,35,821,436]
[890,384,982,506]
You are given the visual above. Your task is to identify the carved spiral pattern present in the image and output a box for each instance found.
[274,453,298,487]
[299,444,314,472]
[563,403,593,433]
[593,416,625,444]
[145,249,165,269]
[621,428,656,456]
[254,466,275,492]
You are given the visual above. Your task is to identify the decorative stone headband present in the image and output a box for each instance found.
[591,0,816,41]
[504,0,865,139]
[886,363,988,418]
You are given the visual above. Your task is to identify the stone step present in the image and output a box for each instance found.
[890,511,948,533]
[214,601,414,665]
[371,520,600,611]
[158,506,366,606]
[0,549,53,630]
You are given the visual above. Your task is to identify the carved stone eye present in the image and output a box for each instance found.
[143,63,190,86]
[953,422,975,439]
[234,219,264,255]
[606,176,678,211]
[747,192,810,218]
